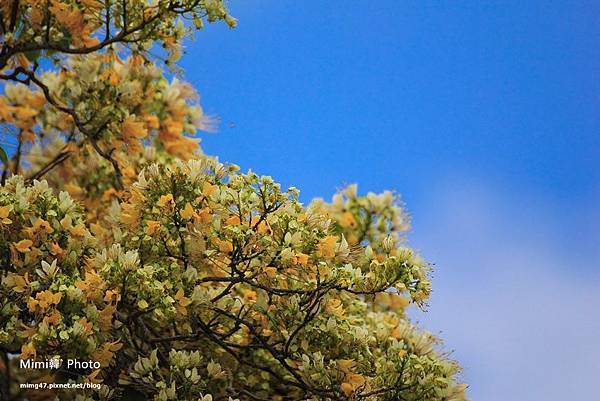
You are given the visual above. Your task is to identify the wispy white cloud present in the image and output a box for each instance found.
[408,177,600,401]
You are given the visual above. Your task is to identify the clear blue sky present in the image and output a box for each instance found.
[180,2,599,400]
[184,0,598,202]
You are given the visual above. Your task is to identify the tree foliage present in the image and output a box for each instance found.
[0,2,469,400]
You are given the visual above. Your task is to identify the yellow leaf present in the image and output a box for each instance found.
[104,289,121,304]
[86,369,104,384]
[78,317,93,333]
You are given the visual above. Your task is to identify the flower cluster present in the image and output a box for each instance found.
[1,51,211,164]
[1,159,468,400]
[0,178,119,374]
[1,3,468,400]
[1,0,235,73]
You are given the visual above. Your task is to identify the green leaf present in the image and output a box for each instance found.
[0,146,8,164]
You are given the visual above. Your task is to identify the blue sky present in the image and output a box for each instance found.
[179,1,599,400]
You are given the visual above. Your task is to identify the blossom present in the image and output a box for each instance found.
[0,206,12,225]
[14,239,33,253]
[316,235,337,259]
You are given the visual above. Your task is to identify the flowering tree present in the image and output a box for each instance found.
[0,2,469,400]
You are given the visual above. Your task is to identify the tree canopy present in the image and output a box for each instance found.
[0,2,469,400]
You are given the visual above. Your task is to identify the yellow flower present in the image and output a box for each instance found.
[202,183,217,197]
[121,116,148,141]
[43,310,62,326]
[175,289,192,307]
[90,223,108,238]
[325,298,345,317]
[121,116,148,152]
[29,290,62,312]
[341,382,354,397]
[121,203,140,227]
[14,106,38,120]
[79,0,103,11]
[70,224,87,237]
[10,273,30,293]
[195,208,212,225]
[316,236,337,259]
[21,343,36,360]
[180,203,196,220]
[144,115,160,129]
[156,194,174,209]
[65,183,85,198]
[145,220,161,235]
[243,289,257,303]
[14,239,33,253]
[343,373,366,395]
[251,216,271,234]
[98,304,116,331]
[390,294,410,309]
[77,317,93,334]
[339,211,357,228]
[291,252,309,266]
[104,289,121,304]
[225,215,241,225]
[92,341,122,369]
[0,206,12,225]
[336,359,356,374]
[218,239,234,254]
